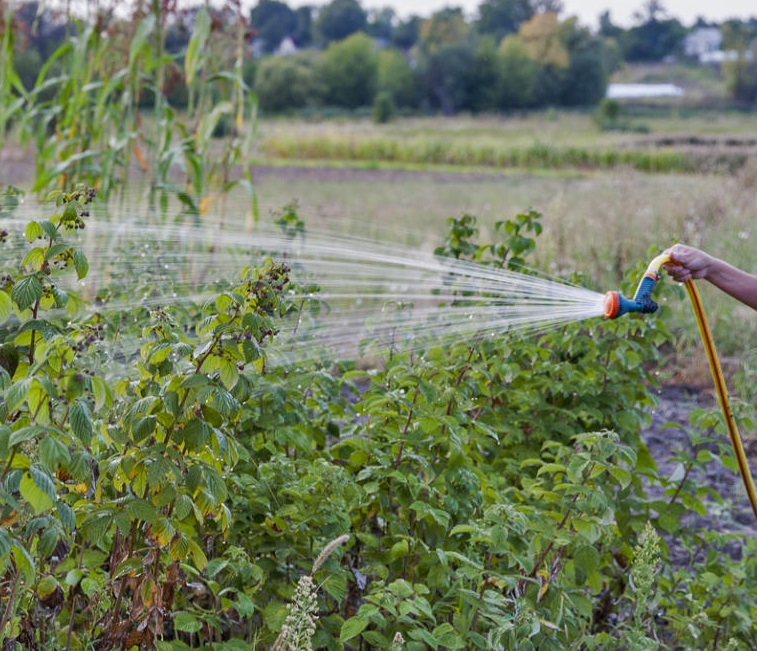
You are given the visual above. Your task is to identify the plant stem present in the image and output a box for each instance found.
[0,571,21,641]
[28,297,40,364]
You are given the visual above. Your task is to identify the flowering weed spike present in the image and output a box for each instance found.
[311,533,350,574]
[272,535,350,650]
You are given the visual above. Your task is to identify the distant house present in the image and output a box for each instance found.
[700,49,754,64]
[606,83,685,99]
[275,37,298,56]
[684,27,722,61]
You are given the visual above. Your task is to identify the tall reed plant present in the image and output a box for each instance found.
[5,2,257,225]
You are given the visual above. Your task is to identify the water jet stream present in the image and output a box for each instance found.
[0,205,607,369]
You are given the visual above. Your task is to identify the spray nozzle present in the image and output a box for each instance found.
[604,253,671,319]
[603,288,659,319]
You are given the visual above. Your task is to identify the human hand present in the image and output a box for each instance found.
[662,244,714,283]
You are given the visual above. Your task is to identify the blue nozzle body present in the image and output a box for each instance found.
[631,273,661,314]
[604,266,664,319]
[604,253,671,319]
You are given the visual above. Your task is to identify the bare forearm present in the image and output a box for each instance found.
[703,259,757,310]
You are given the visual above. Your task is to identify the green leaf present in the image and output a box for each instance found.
[180,373,209,389]
[573,544,600,578]
[12,541,36,583]
[65,568,84,587]
[39,220,58,240]
[408,628,439,650]
[24,221,44,242]
[57,502,76,531]
[113,557,144,579]
[72,249,88,280]
[173,612,203,634]
[12,275,43,311]
[608,466,632,488]
[340,616,369,643]
[128,12,156,69]
[173,494,194,521]
[81,513,112,544]
[170,534,190,561]
[132,415,157,441]
[0,290,13,323]
[182,418,211,450]
[125,498,158,524]
[38,527,58,557]
[433,623,463,649]
[81,577,101,598]
[0,529,11,557]
[388,579,414,598]
[9,424,46,447]
[91,376,112,411]
[70,401,93,443]
[211,388,238,417]
[202,467,227,502]
[537,463,566,476]
[37,575,61,599]
[184,7,210,85]
[186,537,208,571]
[20,469,55,514]
[218,359,239,390]
[44,242,71,260]
[60,204,78,224]
[40,435,71,468]
[0,425,9,456]
[390,539,409,561]
[242,338,261,362]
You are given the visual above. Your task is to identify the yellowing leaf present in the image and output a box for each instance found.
[152,517,176,546]
[37,575,61,599]
[20,469,54,514]
[199,194,216,216]
[132,141,149,172]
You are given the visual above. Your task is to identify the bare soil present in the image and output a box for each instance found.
[0,142,35,187]
[643,385,757,562]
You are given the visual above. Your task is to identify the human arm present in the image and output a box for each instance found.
[663,243,757,311]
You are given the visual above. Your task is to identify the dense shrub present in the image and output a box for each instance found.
[2,193,754,650]
[255,54,325,113]
[372,91,396,124]
[317,32,379,109]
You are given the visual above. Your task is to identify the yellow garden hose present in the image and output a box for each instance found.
[606,253,757,523]
[683,279,757,523]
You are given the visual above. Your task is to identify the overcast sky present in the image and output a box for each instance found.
[286,0,756,29]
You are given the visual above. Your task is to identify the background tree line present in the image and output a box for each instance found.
[6,0,757,119]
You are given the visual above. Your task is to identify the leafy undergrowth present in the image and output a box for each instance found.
[0,192,755,650]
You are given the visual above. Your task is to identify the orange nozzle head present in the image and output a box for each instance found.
[604,291,619,319]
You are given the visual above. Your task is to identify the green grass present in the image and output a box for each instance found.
[258,110,757,149]
[255,111,756,176]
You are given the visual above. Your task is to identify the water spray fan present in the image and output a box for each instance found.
[606,252,757,524]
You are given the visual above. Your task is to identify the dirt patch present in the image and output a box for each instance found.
[643,385,757,563]
[251,163,523,185]
[0,142,36,188]
[649,135,757,149]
